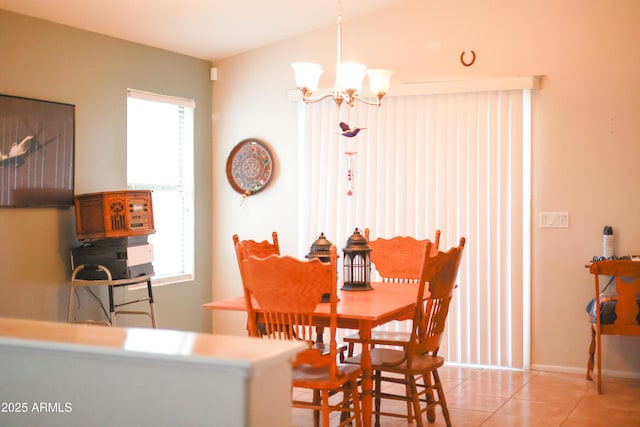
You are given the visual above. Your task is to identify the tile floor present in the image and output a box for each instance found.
[291,365,640,426]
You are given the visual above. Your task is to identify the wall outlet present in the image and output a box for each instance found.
[539,211,569,228]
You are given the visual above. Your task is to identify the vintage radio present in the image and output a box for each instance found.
[74,190,155,241]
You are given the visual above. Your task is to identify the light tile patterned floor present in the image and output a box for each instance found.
[291,366,640,426]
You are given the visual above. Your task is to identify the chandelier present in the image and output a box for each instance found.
[291,0,394,108]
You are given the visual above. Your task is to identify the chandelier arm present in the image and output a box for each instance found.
[301,92,340,104]
[350,94,383,107]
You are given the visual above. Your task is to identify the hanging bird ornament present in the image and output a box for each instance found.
[339,122,366,138]
[339,122,366,196]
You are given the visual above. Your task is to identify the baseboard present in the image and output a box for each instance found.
[531,363,640,380]
[445,361,640,380]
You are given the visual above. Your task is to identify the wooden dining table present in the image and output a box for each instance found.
[203,281,419,427]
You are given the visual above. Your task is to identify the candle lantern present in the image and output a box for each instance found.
[306,232,335,302]
[341,228,373,291]
[305,232,333,263]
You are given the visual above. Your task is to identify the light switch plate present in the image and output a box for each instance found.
[539,211,569,228]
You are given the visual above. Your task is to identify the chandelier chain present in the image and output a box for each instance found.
[336,0,343,65]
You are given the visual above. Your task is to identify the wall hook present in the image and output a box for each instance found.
[460,50,476,67]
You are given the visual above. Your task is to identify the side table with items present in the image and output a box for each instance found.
[68,190,158,328]
[585,257,640,393]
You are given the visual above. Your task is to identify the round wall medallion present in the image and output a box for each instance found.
[225,138,274,195]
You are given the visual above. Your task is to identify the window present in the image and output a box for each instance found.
[127,89,195,285]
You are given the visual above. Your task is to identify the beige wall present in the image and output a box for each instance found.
[0,10,213,332]
[211,0,640,375]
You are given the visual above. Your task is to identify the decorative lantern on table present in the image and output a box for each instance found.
[341,228,373,291]
[306,232,335,302]
[305,232,334,263]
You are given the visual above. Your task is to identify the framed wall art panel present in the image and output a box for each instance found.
[0,94,75,207]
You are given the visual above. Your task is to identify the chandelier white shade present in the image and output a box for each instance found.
[291,62,323,93]
[292,1,393,107]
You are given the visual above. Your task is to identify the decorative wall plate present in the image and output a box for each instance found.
[225,138,274,196]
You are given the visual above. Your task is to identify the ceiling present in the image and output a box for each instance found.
[0,0,406,61]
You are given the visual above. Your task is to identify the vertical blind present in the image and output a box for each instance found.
[297,89,531,368]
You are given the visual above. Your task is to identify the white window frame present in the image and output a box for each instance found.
[126,89,195,286]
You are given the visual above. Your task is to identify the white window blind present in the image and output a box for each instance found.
[297,88,531,368]
[127,89,195,285]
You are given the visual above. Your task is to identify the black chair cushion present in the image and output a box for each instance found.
[586,295,640,324]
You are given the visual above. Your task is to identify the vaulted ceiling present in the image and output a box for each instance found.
[0,0,407,61]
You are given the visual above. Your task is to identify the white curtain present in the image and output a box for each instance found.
[297,88,531,369]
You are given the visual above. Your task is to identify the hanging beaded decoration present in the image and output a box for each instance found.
[339,122,366,197]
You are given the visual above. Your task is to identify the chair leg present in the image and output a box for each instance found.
[409,374,424,427]
[374,371,382,427]
[313,390,320,427]
[423,372,436,422]
[350,377,363,427]
[321,389,330,427]
[587,324,595,381]
[432,369,452,427]
[340,388,351,425]
[338,378,362,427]
[596,325,602,394]
[405,376,414,422]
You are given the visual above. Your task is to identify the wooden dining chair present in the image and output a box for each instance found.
[586,260,640,393]
[233,232,345,361]
[344,228,441,357]
[232,232,280,333]
[237,245,362,427]
[344,237,465,427]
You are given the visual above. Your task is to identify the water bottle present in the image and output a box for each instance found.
[603,226,614,259]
